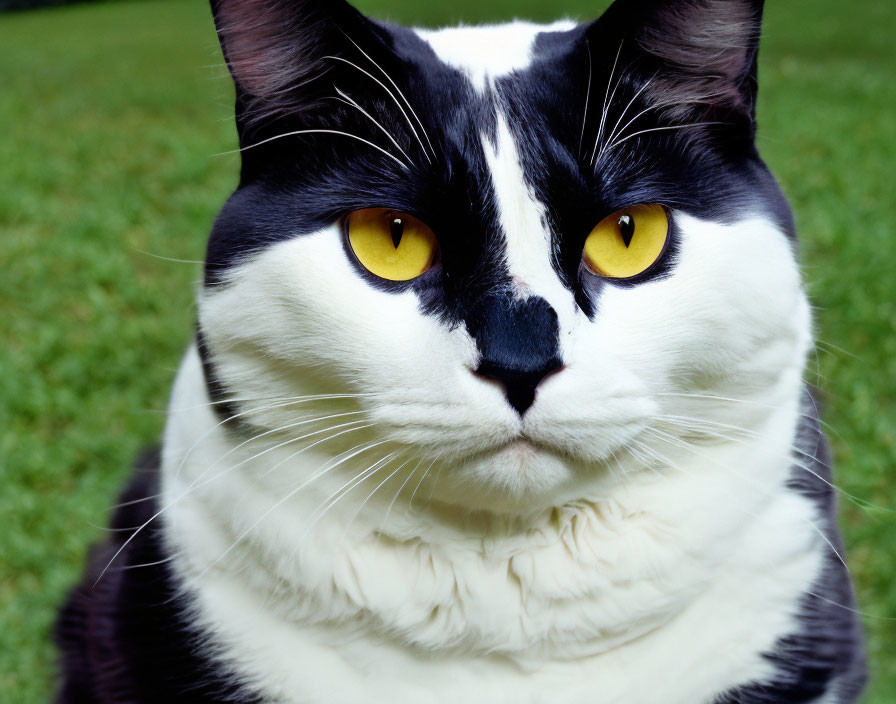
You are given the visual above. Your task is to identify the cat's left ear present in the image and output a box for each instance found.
[209,0,381,131]
[595,0,765,120]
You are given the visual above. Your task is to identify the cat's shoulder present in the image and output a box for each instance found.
[718,396,868,703]
[53,448,262,704]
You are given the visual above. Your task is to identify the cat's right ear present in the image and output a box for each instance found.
[588,0,766,121]
[209,0,370,126]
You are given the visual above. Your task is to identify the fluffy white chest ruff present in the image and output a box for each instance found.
[162,348,825,704]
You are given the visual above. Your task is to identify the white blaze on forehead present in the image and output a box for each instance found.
[415,20,575,93]
[482,113,576,329]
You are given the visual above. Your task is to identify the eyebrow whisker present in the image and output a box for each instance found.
[596,74,658,164]
[329,87,415,166]
[226,128,411,171]
[578,39,593,159]
[342,33,438,161]
[590,40,624,165]
[324,54,433,164]
[603,121,728,155]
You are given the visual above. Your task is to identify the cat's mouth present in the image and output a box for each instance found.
[501,437,542,457]
[488,434,575,469]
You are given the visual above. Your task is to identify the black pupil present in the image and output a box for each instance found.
[390,217,404,248]
[618,214,635,248]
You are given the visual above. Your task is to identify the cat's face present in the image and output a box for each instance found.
[199,0,811,511]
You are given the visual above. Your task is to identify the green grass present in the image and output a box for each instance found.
[1,0,893,701]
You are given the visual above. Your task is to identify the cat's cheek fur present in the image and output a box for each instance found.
[198,226,510,439]
[598,211,812,395]
[522,212,811,480]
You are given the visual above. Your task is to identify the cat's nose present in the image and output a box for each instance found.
[467,293,563,416]
[476,357,563,416]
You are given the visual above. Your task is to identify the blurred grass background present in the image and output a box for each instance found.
[1,0,893,701]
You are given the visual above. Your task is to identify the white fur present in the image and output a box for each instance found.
[416,21,575,92]
[157,19,831,704]
[482,114,580,336]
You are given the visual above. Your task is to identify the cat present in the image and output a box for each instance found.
[55,0,868,702]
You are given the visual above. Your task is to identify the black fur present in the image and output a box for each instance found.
[54,449,262,704]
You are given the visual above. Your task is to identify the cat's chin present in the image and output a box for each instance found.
[426,439,593,514]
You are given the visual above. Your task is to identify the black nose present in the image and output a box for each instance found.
[476,358,562,416]
[467,293,563,416]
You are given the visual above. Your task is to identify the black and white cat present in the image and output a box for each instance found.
[56,0,868,702]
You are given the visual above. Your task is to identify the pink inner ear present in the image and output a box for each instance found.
[215,0,317,99]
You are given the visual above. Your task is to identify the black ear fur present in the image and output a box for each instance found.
[209,0,374,129]
[593,0,765,119]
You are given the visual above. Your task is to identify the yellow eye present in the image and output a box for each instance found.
[583,204,670,280]
[346,208,439,282]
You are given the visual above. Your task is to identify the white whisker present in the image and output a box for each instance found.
[596,74,657,164]
[641,427,852,576]
[789,459,892,512]
[804,590,896,622]
[652,406,887,513]
[195,439,391,579]
[342,35,437,160]
[222,128,410,171]
[655,391,766,405]
[590,41,623,165]
[181,410,368,490]
[407,453,440,512]
[173,401,366,485]
[256,422,375,479]
[168,392,379,414]
[380,455,425,531]
[302,452,401,540]
[133,248,204,265]
[324,55,432,164]
[652,414,760,438]
[330,88,415,165]
[600,95,708,161]
[343,455,412,539]
[94,421,373,585]
[112,399,369,509]
[111,555,180,572]
[603,121,727,154]
[815,339,862,362]
[578,40,593,158]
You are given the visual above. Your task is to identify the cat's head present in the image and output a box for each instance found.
[198,0,810,512]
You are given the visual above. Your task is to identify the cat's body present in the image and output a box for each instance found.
[56,1,867,702]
